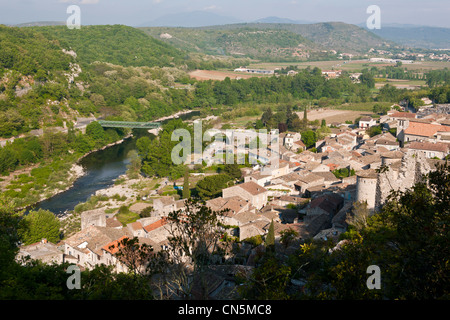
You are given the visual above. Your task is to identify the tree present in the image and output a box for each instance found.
[126,150,141,179]
[85,121,106,147]
[367,125,382,137]
[279,228,299,249]
[301,130,316,148]
[164,198,229,299]
[222,163,242,180]
[239,255,291,300]
[195,174,231,200]
[108,237,160,277]
[261,107,273,127]
[0,196,22,284]
[360,70,375,89]
[306,162,450,299]
[19,209,61,245]
[265,220,275,250]
[346,201,371,232]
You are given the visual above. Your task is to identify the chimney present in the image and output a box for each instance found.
[41,238,47,244]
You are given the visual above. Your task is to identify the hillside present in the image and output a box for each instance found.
[141,26,325,61]
[34,25,187,68]
[141,22,396,60]
[369,26,450,49]
[202,22,395,53]
[0,25,73,76]
[0,25,197,140]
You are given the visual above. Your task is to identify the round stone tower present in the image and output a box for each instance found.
[355,169,378,210]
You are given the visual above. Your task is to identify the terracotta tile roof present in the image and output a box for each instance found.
[235,181,268,195]
[308,193,343,214]
[326,163,339,171]
[102,235,129,255]
[106,217,123,228]
[391,112,416,119]
[404,122,450,137]
[64,226,130,256]
[129,221,143,231]
[144,217,168,233]
[408,141,450,153]
[206,196,249,215]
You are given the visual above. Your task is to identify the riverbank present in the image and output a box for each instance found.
[23,109,205,216]
[9,134,132,213]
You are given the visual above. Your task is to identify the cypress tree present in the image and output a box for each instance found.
[265,219,275,250]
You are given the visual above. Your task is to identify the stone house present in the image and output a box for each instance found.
[100,236,159,274]
[244,171,272,186]
[127,221,147,238]
[153,196,186,216]
[17,239,64,265]
[260,159,290,178]
[231,211,271,241]
[222,181,268,210]
[305,193,344,218]
[63,225,131,270]
[206,196,251,223]
[81,208,106,230]
[359,116,376,129]
[406,141,450,159]
[294,172,326,195]
[265,183,297,197]
[397,119,450,146]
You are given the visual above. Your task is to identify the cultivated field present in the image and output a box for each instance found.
[375,79,426,90]
[248,59,450,73]
[297,108,372,124]
[188,69,267,81]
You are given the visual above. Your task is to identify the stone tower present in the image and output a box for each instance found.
[355,169,378,210]
[355,150,433,211]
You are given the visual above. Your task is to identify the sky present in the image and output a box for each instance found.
[0,0,449,28]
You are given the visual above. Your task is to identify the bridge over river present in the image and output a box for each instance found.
[98,120,161,129]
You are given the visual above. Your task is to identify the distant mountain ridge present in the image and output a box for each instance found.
[13,21,66,27]
[253,16,317,25]
[148,21,394,55]
[367,25,450,49]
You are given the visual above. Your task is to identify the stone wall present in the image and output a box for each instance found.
[356,151,433,210]
[81,208,106,230]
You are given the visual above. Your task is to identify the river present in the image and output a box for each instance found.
[31,110,201,215]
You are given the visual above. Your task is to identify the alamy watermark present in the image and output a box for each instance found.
[66,264,81,289]
[366,265,381,289]
[366,5,381,30]
[66,5,81,29]
[171,121,279,172]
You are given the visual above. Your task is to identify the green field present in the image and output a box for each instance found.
[248,59,450,73]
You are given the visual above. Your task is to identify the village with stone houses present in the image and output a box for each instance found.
[17,101,450,298]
